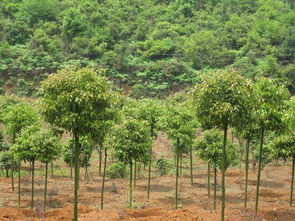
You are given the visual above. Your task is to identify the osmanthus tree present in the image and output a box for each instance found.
[272,133,295,206]
[35,129,61,211]
[12,123,41,209]
[89,94,120,210]
[64,136,94,181]
[234,115,260,208]
[279,96,295,206]
[253,77,290,214]
[195,129,238,210]
[39,66,113,221]
[136,98,162,200]
[107,118,151,208]
[2,100,38,204]
[161,101,197,209]
[194,71,252,221]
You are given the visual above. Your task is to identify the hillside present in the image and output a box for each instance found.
[0,0,295,97]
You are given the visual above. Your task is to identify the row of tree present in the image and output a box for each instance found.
[0,67,294,221]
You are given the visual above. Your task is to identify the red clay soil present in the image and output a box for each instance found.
[0,205,294,221]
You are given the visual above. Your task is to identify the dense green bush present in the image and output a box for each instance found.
[106,162,125,178]
[155,158,171,176]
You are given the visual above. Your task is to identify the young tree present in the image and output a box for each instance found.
[2,100,38,205]
[253,78,290,214]
[35,129,61,211]
[108,118,151,208]
[235,120,260,208]
[39,66,113,221]
[136,98,162,199]
[64,136,94,181]
[195,129,239,210]
[161,101,197,209]
[194,71,252,221]
[272,133,295,206]
[12,124,41,209]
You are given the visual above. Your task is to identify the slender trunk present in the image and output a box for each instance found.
[147,126,154,200]
[290,154,295,206]
[180,154,182,176]
[51,162,53,178]
[208,162,211,198]
[133,160,137,188]
[18,160,21,207]
[221,125,228,221]
[70,147,74,179]
[11,159,14,191]
[31,159,35,209]
[137,163,141,178]
[175,138,180,209]
[85,166,88,181]
[99,146,102,176]
[11,133,15,191]
[255,128,264,214]
[129,161,133,208]
[190,145,193,186]
[44,162,48,211]
[214,161,217,211]
[244,138,250,208]
[73,132,80,221]
[101,148,107,209]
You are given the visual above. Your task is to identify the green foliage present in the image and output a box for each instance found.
[2,101,38,137]
[107,118,151,164]
[106,162,125,178]
[1,0,294,97]
[272,133,295,161]
[253,77,290,130]
[155,158,171,176]
[194,71,252,130]
[39,66,112,135]
[0,151,18,177]
[63,136,93,168]
[195,129,239,170]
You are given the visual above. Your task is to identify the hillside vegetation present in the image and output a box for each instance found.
[0,0,295,97]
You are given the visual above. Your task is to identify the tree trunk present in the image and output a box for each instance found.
[147,126,154,200]
[255,128,264,214]
[290,154,295,206]
[175,137,180,209]
[207,162,211,198]
[101,147,107,209]
[214,161,217,211]
[51,162,54,178]
[11,133,15,191]
[31,159,35,209]
[221,125,228,221]
[18,160,21,207]
[129,161,133,208]
[73,132,80,221]
[70,147,74,179]
[244,138,250,208]
[133,160,137,188]
[190,145,193,186]
[99,146,102,176]
[44,162,48,211]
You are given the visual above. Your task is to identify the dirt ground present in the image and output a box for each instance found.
[0,134,294,220]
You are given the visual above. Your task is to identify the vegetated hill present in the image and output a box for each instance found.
[0,0,294,98]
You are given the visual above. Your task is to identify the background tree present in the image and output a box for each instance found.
[2,100,38,206]
[161,101,197,209]
[136,98,162,199]
[39,66,113,221]
[35,129,61,211]
[253,77,290,214]
[12,123,41,209]
[108,118,151,208]
[194,71,252,221]
[195,129,239,210]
